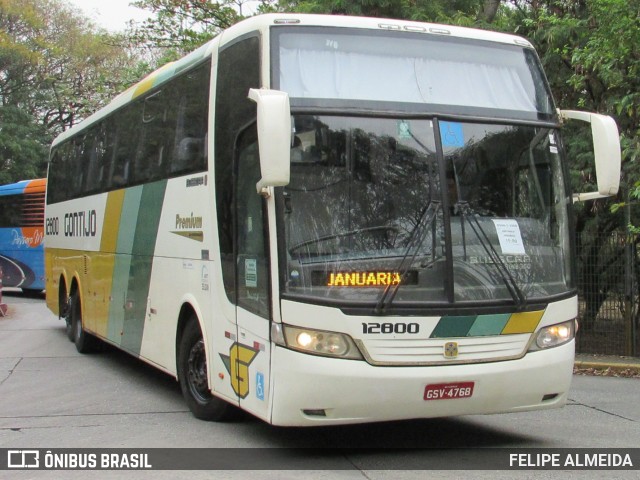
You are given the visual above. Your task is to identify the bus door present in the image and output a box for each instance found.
[233,125,272,419]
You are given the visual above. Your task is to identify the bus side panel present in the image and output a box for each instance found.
[0,179,46,291]
[44,193,108,322]
[140,175,216,377]
[45,183,169,360]
[44,248,58,314]
[91,189,125,338]
[139,174,243,405]
[119,181,167,355]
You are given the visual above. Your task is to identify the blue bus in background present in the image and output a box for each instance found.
[0,179,45,293]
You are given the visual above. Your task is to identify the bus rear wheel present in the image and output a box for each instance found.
[62,295,74,343]
[178,318,237,421]
[69,293,98,354]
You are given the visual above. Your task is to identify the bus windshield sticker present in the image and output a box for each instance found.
[397,120,412,139]
[245,258,258,287]
[492,219,526,255]
[440,121,465,147]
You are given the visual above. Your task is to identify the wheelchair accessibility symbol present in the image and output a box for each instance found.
[256,372,265,401]
[440,121,465,148]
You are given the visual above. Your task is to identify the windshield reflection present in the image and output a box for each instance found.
[280,116,572,309]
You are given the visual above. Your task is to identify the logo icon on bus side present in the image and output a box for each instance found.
[219,343,259,398]
[444,342,459,359]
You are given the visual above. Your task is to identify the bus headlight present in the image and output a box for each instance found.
[276,324,363,360]
[530,320,576,350]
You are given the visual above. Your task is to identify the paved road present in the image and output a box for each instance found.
[0,292,638,479]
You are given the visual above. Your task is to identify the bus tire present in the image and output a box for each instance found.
[70,293,98,354]
[61,295,74,343]
[178,318,236,421]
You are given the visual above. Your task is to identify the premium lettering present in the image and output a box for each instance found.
[175,213,203,229]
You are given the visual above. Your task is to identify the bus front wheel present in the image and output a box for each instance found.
[178,318,237,421]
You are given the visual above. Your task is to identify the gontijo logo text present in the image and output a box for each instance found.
[46,210,97,237]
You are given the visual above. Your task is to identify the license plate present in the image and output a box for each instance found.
[424,382,475,401]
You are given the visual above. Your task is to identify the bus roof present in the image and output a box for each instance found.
[0,178,46,197]
[218,13,533,49]
[51,13,534,148]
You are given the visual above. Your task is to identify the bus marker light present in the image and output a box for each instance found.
[429,27,451,35]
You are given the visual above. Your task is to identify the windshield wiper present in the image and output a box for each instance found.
[457,202,527,309]
[374,201,441,314]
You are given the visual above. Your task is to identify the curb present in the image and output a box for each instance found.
[574,356,640,374]
[574,361,640,371]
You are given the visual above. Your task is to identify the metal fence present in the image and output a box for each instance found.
[575,231,639,357]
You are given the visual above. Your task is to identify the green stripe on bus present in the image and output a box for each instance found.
[107,186,143,345]
[120,181,168,355]
[430,312,543,338]
[467,313,511,336]
[430,316,477,338]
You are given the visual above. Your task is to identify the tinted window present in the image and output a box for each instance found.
[215,35,261,303]
[47,60,211,204]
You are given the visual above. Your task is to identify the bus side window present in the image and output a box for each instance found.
[111,105,141,188]
[171,94,198,173]
[170,67,208,175]
[48,146,66,204]
[0,194,22,227]
[70,137,87,198]
[85,126,107,194]
[137,90,168,182]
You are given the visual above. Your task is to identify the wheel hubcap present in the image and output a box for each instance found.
[187,339,210,402]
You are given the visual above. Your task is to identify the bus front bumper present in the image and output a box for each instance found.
[269,341,574,426]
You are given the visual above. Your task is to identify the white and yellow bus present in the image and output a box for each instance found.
[45,14,621,426]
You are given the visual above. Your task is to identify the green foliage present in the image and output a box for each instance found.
[1,0,638,227]
[129,0,242,63]
[0,0,143,183]
[273,0,493,24]
[503,1,639,233]
[0,106,49,183]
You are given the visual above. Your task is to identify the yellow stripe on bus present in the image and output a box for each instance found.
[93,190,125,338]
[132,62,175,99]
[101,189,125,252]
[501,310,545,334]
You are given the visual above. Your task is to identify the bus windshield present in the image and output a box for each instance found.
[274,27,554,119]
[280,116,573,309]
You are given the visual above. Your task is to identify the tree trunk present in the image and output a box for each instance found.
[480,0,501,23]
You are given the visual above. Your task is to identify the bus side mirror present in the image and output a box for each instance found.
[248,88,291,195]
[559,110,621,202]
